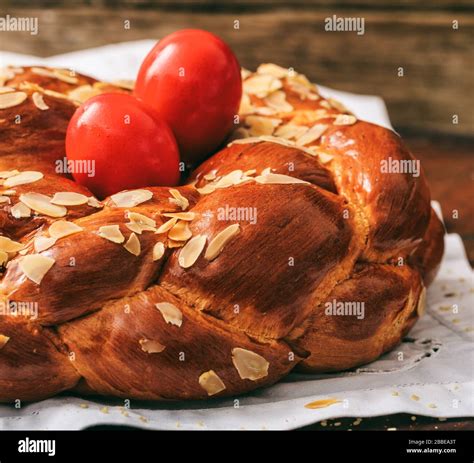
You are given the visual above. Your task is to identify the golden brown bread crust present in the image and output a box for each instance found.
[410,208,445,286]
[288,263,423,372]
[59,285,296,400]
[0,64,443,402]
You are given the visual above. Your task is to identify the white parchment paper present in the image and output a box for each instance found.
[0,42,472,430]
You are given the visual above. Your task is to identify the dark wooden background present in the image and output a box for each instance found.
[0,0,472,432]
[0,0,473,136]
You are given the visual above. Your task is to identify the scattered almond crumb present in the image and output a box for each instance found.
[411,416,417,421]
[387,427,397,431]
[100,406,109,414]
[334,422,341,427]
[79,404,89,409]
[139,416,148,423]
[353,418,362,426]
[428,403,437,409]
[410,394,420,401]
[391,391,399,396]
[320,420,327,427]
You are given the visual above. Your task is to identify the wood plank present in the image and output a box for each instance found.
[1,7,472,135]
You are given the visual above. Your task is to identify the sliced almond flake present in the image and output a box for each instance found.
[0,91,27,109]
[98,225,125,244]
[32,92,49,110]
[155,302,183,327]
[0,170,19,179]
[139,339,165,354]
[289,72,317,91]
[156,217,178,234]
[20,192,67,218]
[327,97,350,113]
[417,286,426,317]
[0,70,13,87]
[0,250,8,266]
[0,236,23,253]
[111,79,135,90]
[168,239,186,248]
[168,220,192,242]
[235,175,255,186]
[111,189,153,208]
[253,106,277,116]
[264,90,294,113]
[333,114,357,126]
[243,74,282,98]
[0,195,10,204]
[162,212,195,221]
[255,173,309,185]
[213,170,244,189]
[238,92,254,114]
[0,334,9,349]
[123,232,141,256]
[1,189,16,196]
[243,169,257,176]
[227,136,262,146]
[319,100,331,109]
[257,63,289,78]
[199,370,226,396]
[287,81,319,101]
[261,167,272,176]
[4,171,43,188]
[31,67,79,84]
[19,81,44,93]
[125,222,143,234]
[67,85,101,103]
[87,196,102,208]
[274,123,309,140]
[178,235,206,268]
[0,86,15,94]
[10,202,31,218]
[317,152,334,164]
[19,254,55,284]
[168,189,189,210]
[203,170,218,181]
[241,68,252,80]
[296,124,328,146]
[205,224,240,261]
[152,242,165,261]
[245,115,281,137]
[196,184,216,195]
[126,212,156,232]
[50,192,88,206]
[262,135,298,147]
[34,236,57,252]
[232,347,269,381]
[43,89,69,100]
[49,220,83,239]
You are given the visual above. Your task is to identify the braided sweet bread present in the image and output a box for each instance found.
[0,64,444,401]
